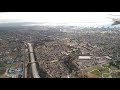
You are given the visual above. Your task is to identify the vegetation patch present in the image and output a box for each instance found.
[100,67,109,73]
[0,62,5,67]
[111,72,120,78]
[86,66,99,72]
[90,70,102,77]
[103,73,111,78]
[102,64,109,68]
[0,69,5,76]
[110,65,118,70]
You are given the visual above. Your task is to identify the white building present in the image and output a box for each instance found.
[78,56,92,60]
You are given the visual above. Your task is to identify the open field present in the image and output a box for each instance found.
[0,69,6,76]
[86,62,120,78]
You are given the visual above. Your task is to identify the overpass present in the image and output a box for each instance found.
[27,43,40,78]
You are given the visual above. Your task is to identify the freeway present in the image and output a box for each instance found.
[27,43,40,78]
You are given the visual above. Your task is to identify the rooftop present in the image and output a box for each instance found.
[78,56,92,60]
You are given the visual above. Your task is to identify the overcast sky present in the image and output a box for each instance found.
[0,12,120,26]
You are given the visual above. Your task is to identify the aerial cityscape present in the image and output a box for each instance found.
[0,12,120,78]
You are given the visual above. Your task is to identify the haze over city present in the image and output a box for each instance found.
[0,12,120,27]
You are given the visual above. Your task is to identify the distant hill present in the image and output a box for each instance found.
[0,22,120,32]
[0,22,36,27]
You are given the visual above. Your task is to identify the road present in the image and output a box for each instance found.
[27,43,40,78]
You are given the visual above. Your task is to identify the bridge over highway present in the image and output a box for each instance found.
[27,43,40,78]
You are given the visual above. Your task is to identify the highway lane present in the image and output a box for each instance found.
[27,43,40,78]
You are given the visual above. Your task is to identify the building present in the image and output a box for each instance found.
[78,56,92,60]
